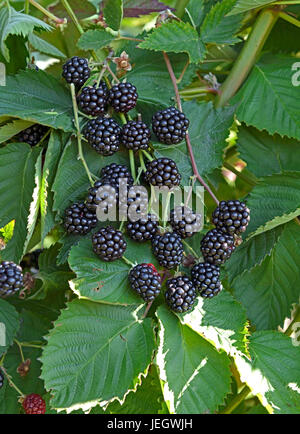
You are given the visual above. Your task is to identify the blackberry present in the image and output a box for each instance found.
[126,213,158,242]
[212,200,250,235]
[100,163,134,187]
[152,107,189,144]
[83,116,121,156]
[121,120,151,152]
[151,232,183,269]
[92,226,127,262]
[108,82,138,113]
[145,158,181,188]
[129,263,161,302]
[18,124,48,146]
[126,186,149,217]
[0,261,23,298]
[0,370,4,389]
[64,202,97,235]
[191,262,222,298]
[22,394,46,415]
[62,56,90,88]
[85,179,118,212]
[77,82,108,117]
[165,275,196,313]
[201,229,235,266]
[170,206,202,238]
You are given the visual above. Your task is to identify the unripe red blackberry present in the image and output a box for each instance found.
[144,158,181,188]
[64,202,97,235]
[151,232,183,269]
[126,213,158,242]
[200,229,235,266]
[212,200,250,235]
[22,394,46,414]
[18,124,48,146]
[191,262,222,298]
[170,206,202,238]
[152,107,189,144]
[92,226,127,262]
[108,82,138,113]
[121,120,151,152]
[165,275,196,313]
[129,263,161,302]
[0,261,23,298]
[83,116,121,156]
[62,56,90,88]
[77,82,108,116]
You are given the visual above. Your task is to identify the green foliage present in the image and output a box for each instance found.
[77,28,115,51]
[103,0,123,31]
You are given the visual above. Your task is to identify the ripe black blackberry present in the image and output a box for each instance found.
[144,158,181,188]
[121,120,151,152]
[125,186,149,217]
[170,206,202,238]
[64,202,97,235]
[18,124,48,146]
[191,262,222,298]
[0,370,4,389]
[0,261,23,297]
[212,200,250,235]
[201,229,235,266]
[85,179,118,212]
[83,116,121,156]
[108,82,138,113]
[92,226,127,262]
[77,82,108,117]
[100,163,134,187]
[152,107,189,144]
[151,232,183,269]
[126,213,158,242]
[62,56,90,88]
[129,263,161,302]
[165,276,196,313]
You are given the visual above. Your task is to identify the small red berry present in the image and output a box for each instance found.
[22,393,46,414]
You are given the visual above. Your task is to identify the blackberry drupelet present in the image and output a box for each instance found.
[0,370,4,389]
[92,226,127,262]
[108,82,138,113]
[100,163,134,187]
[64,202,97,235]
[151,232,183,269]
[129,263,161,302]
[165,275,196,313]
[22,394,46,415]
[126,213,158,242]
[83,116,121,156]
[152,107,189,144]
[85,179,118,212]
[18,124,48,146]
[144,158,181,188]
[191,262,222,298]
[77,82,108,117]
[62,56,90,88]
[121,120,151,152]
[212,200,250,235]
[0,261,23,297]
[201,229,235,266]
[170,206,202,238]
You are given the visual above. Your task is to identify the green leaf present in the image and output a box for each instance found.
[156,305,231,414]
[184,0,205,28]
[235,331,300,413]
[228,0,274,16]
[232,55,300,140]
[139,21,206,64]
[0,119,34,144]
[238,125,300,178]
[77,28,115,51]
[0,299,19,357]
[0,69,73,132]
[103,0,123,31]
[265,19,300,54]
[0,144,41,263]
[0,5,51,61]
[200,0,243,45]
[28,33,66,59]
[68,236,158,305]
[245,171,300,238]
[49,0,97,21]
[41,300,155,411]
[232,220,300,330]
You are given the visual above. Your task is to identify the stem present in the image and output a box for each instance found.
[219,385,251,414]
[215,8,279,107]
[142,149,154,162]
[179,87,214,96]
[61,0,84,34]
[14,340,25,363]
[270,1,300,4]
[139,151,147,172]
[142,301,154,319]
[163,191,172,229]
[117,36,144,42]
[223,162,257,186]
[122,256,135,267]
[70,84,94,186]
[279,11,300,27]
[182,239,199,258]
[25,0,29,14]
[175,0,189,18]
[163,52,219,205]
[285,306,300,336]
[129,150,137,183]
[1,367,25,397]
[177,59,190,83]
[29,0,64,23]
[106,63,120,84]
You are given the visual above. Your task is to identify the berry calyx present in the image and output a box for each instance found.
[22,394,46,414]
[200,229,235,266]
[191,262,222,298]
[212,200,250,235]
[108,82,138,113]
[152,107,189,144]
[165,275,196,313]
[92,226,127,262]
[129,263,161,302]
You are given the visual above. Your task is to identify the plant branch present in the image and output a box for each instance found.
[1,367,25,397]
[278,11,300,27]
[61,0,84,34]
[29,0,65,23]
[142,301,154,319]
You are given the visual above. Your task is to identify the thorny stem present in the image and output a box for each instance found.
[29,0,65,23]
[61,0,84,34]
[70,84,94,186]
[163,52,219,205]
[1,367,25,397]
